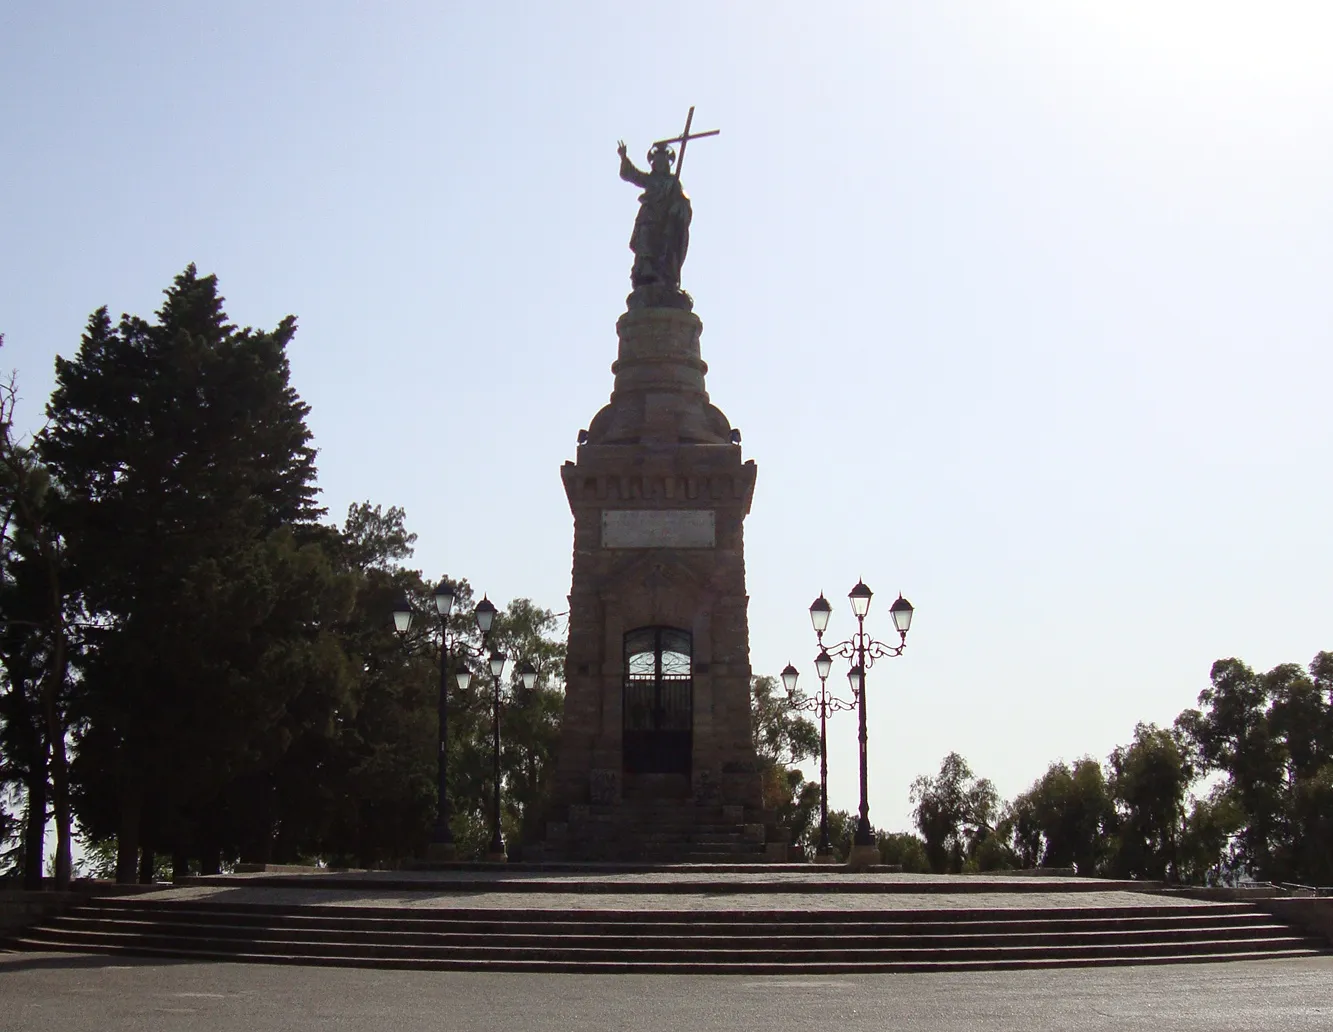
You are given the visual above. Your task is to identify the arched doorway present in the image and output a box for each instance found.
[622,627,692,776]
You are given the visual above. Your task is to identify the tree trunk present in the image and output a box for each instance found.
[21,755,48,890]
[116,782,142,884]
[171,849,190,882]
[200,845,221,876]
[40,640,72,889]
[27,456,74,890]
[138,844,155,884]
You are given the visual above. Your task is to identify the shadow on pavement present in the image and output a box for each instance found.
[0,950,204,973]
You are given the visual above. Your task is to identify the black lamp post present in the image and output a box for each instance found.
[392,584,497,861]
[781,656,856,862]
[808,580,914,867]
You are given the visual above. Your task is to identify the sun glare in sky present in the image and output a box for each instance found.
[1074,2,1328,79]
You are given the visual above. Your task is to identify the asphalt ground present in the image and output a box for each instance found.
[2,952,1331,1032]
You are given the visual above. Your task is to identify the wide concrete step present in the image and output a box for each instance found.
[49,901,1279,933]
[10,934,1325,974]
[18,924,1323,960]
[36,916,1310,950]
[10,897,1326,974]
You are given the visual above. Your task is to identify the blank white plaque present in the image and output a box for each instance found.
[602,510,716,548]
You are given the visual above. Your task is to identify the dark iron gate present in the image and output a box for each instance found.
[622,627,692,775]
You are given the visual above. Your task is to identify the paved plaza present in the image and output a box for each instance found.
[144,878,1212,913]
[2,950,1331,1031]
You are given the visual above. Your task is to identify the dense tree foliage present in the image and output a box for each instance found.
[1178,654,1333,884]
[39,267,345,882]
[756,652,1331,881]
[1006,757,1114,873]
[0,349,77,887]
[0,272,564,883]
[750,673,819,853]
[892,652,1332,882]
[910,752,1000,873]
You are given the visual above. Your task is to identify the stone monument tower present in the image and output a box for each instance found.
[544,112,782,861]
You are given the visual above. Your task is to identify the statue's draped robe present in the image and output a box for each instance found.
[620,158,692,289]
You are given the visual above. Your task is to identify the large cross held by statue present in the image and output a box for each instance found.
[654,106,719,179]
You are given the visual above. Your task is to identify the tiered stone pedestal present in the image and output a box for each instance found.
[546,305,768,860]
[540,802,788,863]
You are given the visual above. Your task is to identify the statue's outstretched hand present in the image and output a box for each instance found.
[617,140,628,159]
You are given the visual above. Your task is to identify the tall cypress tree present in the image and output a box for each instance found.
[43,266,343,881]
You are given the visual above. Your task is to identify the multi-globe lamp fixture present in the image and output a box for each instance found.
[392,583,537,862]
[785,580,913,867]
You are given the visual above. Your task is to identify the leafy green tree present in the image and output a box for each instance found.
[750,674,819,855]
[42,266,334,881]
[1284,763,1333,884]
[1264,655,1333,882]
[1177,652,1333,883]
[1107,722,1193,880]
[306,503,568,864]
[910,752,999,873]
[0,359,76,887]
[1176,659,1283,879]
[876,830,929,871]
[0,527,53,887]
[487,597,566,857]
[1177,784,1245,885]
[1005,758,1115,874]
[751,674,819,768]
[295,503,440,868]
[824,808,856,862]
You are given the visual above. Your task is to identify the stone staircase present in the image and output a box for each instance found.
[8,895,1328,973]
[540,802,788,862]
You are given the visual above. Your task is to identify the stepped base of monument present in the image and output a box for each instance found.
[538,801,790,863]
[7,872,1331,973]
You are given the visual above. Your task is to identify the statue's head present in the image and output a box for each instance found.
[647,143,676,174]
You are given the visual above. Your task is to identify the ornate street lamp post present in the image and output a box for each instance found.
[808,581,914,868]
[781,657,856,863]
[392,583,497,861]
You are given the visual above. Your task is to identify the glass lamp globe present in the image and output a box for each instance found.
[475,596,497,633]
[391,597,413,634]
[848,580,873,619]
[434,579,456,618]
[809,594,832,635]
[889,594,914,636]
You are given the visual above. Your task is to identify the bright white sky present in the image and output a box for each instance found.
[3,2,1331,834]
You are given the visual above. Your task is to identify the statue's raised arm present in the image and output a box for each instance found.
[617,140,651,189]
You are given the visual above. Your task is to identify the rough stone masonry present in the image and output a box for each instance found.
[553,304,760,814]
